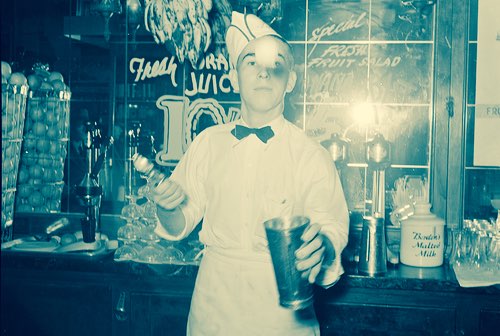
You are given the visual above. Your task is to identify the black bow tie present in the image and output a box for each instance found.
[231,125,275,143]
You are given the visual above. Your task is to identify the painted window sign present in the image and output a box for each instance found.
[127,52,240,167]
[154,95,240,166]
[129,55,179,86]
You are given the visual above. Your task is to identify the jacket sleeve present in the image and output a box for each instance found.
[154,131,209,241]
[301,147,350,288]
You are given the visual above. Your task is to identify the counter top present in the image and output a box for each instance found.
[8,213,498,295]
[2,250,498,296]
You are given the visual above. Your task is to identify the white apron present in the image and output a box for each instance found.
[186,246,320,336]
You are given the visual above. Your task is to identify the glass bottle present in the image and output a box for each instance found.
[132,153,167,190]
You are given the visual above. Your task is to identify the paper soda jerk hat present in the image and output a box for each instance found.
[225,11,282,68]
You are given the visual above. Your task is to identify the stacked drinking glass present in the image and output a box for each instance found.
[450,219,499,278]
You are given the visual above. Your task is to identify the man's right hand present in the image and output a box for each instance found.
[150,179,186,210]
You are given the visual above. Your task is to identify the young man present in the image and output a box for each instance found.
[151,11,349,335]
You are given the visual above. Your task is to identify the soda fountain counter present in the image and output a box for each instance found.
[2,1,500,335]
[1,215,499,336]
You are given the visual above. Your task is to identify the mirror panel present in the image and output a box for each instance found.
[2,0,439,222]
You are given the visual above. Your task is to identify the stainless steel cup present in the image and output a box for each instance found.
[358,216,387,276]
[264,216,313,310]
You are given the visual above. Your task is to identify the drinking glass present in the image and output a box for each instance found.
[117,220,141,242]
[160,241,184,264]
[132,217,149,231]
[136,226,165,264]
[470,229,488,270]
[120,198,143,220]
[486,234,500,276]
[114,239,140,262]
[183,240,204,264]
[114,219,142,262]
[137,184,151,199]
[453,229,470,270]
[141,200,158,219]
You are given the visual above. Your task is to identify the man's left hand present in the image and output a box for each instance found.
[294,223,328,284]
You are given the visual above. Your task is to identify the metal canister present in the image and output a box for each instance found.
[358,216,387,276]
[263,216,313,310]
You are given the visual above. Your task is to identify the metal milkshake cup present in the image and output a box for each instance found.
[358,216,387,276]
[264,216,314,310]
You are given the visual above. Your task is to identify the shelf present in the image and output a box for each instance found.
[464,166,500,171]
[63,16,154,48]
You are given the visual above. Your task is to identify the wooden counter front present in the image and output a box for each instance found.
[1,253,499,336]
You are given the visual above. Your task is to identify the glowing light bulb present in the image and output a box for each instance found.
[352,102,376,126]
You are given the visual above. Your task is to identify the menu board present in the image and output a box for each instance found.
[473,0,500,167]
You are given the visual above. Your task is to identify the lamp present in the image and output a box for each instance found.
[91,0,123,42]
[243,0,283,24]
[126,0,143,45]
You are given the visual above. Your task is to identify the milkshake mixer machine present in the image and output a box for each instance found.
[321,133,350,177]
[366,133,391,218]
[358,133,391,276]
